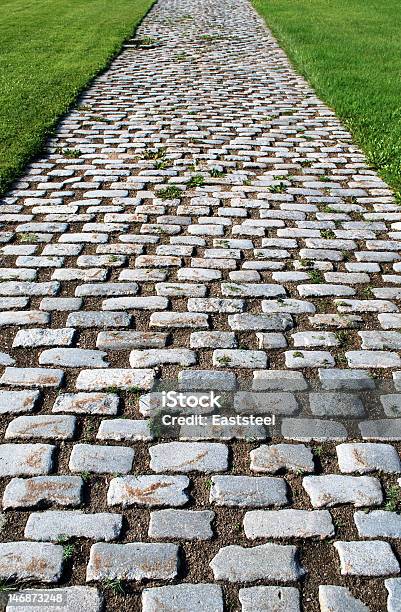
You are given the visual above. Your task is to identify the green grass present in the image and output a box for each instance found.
[0,0,154,194]
[252,0,401,193]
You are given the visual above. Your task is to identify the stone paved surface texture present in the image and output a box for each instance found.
[0,0,401,609]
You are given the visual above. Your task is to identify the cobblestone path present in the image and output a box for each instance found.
[0,0,401,609]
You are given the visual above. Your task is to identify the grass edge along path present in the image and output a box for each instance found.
[252,0,401,197]
[0,0,155,195]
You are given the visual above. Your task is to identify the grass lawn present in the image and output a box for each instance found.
[253,0,401,194]
[0,0,154,194]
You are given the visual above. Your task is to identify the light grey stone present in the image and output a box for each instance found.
[3,476,83,509]
[150,311,209,328]
[0,390,40,414]
[291,331,339,348]
[252,371,307,391]
[380,394,401,417]
[142,584,223,612]
[221,283,285,297]
[12,328,75,348]
[334,540,399,576]
[213,349,267,369]
[97,419,152,441]
[303,475,383,507]
[75,368,154,391]
[69,444,134,474]
[250,444,315,474]
[39,348,108,368]
[256,332,287,349]
[86,542,179,581]
[386,578,401,612]
[210,475,287,507]
[52,392,119,415]
[358,419,401,440]
[0,444,54,476]
[102,296,168,311]
[149,442,228,473]
[40,297,82,311]
[149,509,214,540]
[0,367,64,388]
[107,475,189,507]
[129,349,196,368]
[243,509,334,539]
[239,586,301,612]
[318,368,375,390]
[228,313,293,331]
[281,418,347,442]
[336,443,401,473]
[178,370,237,391]
[190,331,237,349]
[66,311,131,328]
[319,585,368,612]
[0,542,63,582]
[5,415,76,440]
[96,330,167,350]
[25,510,122,541]
[355,510,401,538]
[234,392,298,416]
[309,393,365,417]
[210,543,304,582]
[285,350,335,368]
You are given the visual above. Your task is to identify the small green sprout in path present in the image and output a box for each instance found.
[0,579,17,593]
[216,355,232,366]
[335,330,350,348]
[154,159,172,170]
[307,270,324,284]
[79,471,92,482]
[268,182,287,193]
[210,167,225,177]
[88,116,112,123]
[57,535,75,560]
[320,229,336,239]
[64,148,82,158]
[149,413,164,438]
[18,233,39,243]
[384,485,401,512]
[143,146,167,160]
[313,445,324,457]
[62,544,74,560]
[200,34,225,42]
[187,174,205,187]
[335,353,347,366]
[362,285,374,298]
[102,578,126,596]
[320,205,334,213]
[156,185,183,200]
[292,351,304,358]
[135,36,159,47]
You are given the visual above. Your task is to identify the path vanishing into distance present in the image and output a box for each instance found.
[0,0,401,610]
